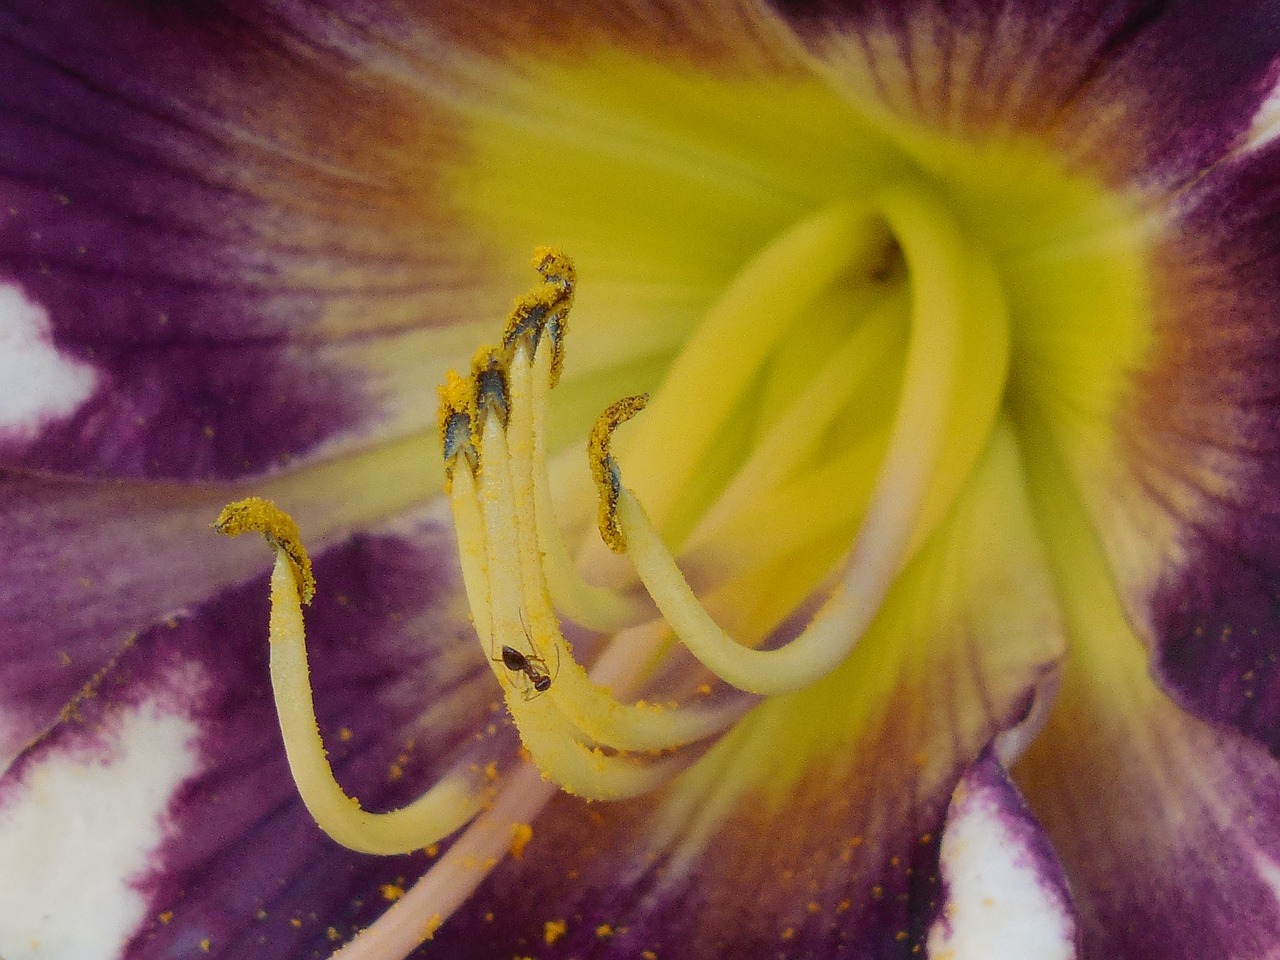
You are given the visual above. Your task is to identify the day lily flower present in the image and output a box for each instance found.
[3,2,1280,959]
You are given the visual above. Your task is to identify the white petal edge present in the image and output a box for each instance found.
[0,664,205,960]
[0,283,97,437]
[927,751,1078,960]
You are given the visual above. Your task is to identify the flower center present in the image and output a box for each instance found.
[436,178,1009,798]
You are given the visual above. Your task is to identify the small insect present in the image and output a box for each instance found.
[492,614,559,699]
[494,644,554,697]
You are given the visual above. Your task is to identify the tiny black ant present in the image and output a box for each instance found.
[491,614,558,699]
[495,644,553,696]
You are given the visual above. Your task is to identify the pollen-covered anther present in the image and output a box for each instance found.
[438,368,477,490]
[213,496,315,604]
[589,394,649,553]
[470,346,511,437]
[502,246,575,384]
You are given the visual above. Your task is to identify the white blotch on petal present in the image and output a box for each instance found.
[1252,852,1280,907]
[1244,77,1280,154]
[926,755,1077,960]
[0,676,203,960]
[0,283,97,437]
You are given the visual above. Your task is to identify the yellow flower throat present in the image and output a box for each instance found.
[213,163,1036,854]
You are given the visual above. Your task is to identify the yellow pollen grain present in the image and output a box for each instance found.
[896,930,909,942]
[423,913,444,940]
[200,939,211,953]
[213,497,315,604]
[485,761,499,781]
[642,951,659,960]
[327,927,342,942]
[290,917,302,928]
[781,927,795,941]
[380,883,405,902]
[426,843,440,857]
[596,923,615,939]
[806,901,821,914]
[544,919,567,945]
[158,912,173,925]
[588,394,648,553]
[338,726,353,742]
[510,822,534,859]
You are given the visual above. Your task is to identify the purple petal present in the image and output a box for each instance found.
[928,748,1078,960]
[0,511,512,959]
[0,2,527,480]
[1018,612,1280,960]
[0,442,439,769]
[776,0,1280,187]
[1068,138,1280,756]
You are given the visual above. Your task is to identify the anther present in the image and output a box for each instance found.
[588,394,649,553]
[438,369,477,488]
[502,246,575,384]
[471,347,510,434]
[214,497,315,604]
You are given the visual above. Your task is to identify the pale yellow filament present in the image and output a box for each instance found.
[264,550,484,853]
[214,499,486,856]
[523,338,650,631]
[602,184,1006,694]
[617,200,888,531]
[686,292,907,548]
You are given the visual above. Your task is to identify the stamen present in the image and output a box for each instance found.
[437,369,476,491]
[466,420,689,797]
[522,333,648,631]
[687,293,906,546]
[611,200,888,532]
[214,499,484,854]
[441,251,742,775]
[505,342,749,750]
[502,245,575,386]
[444,342,702,788]
[593,184,1006,695]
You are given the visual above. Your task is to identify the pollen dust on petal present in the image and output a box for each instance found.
[423,913,444,940]
[544,919,567,945]
[510,822,534,858]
